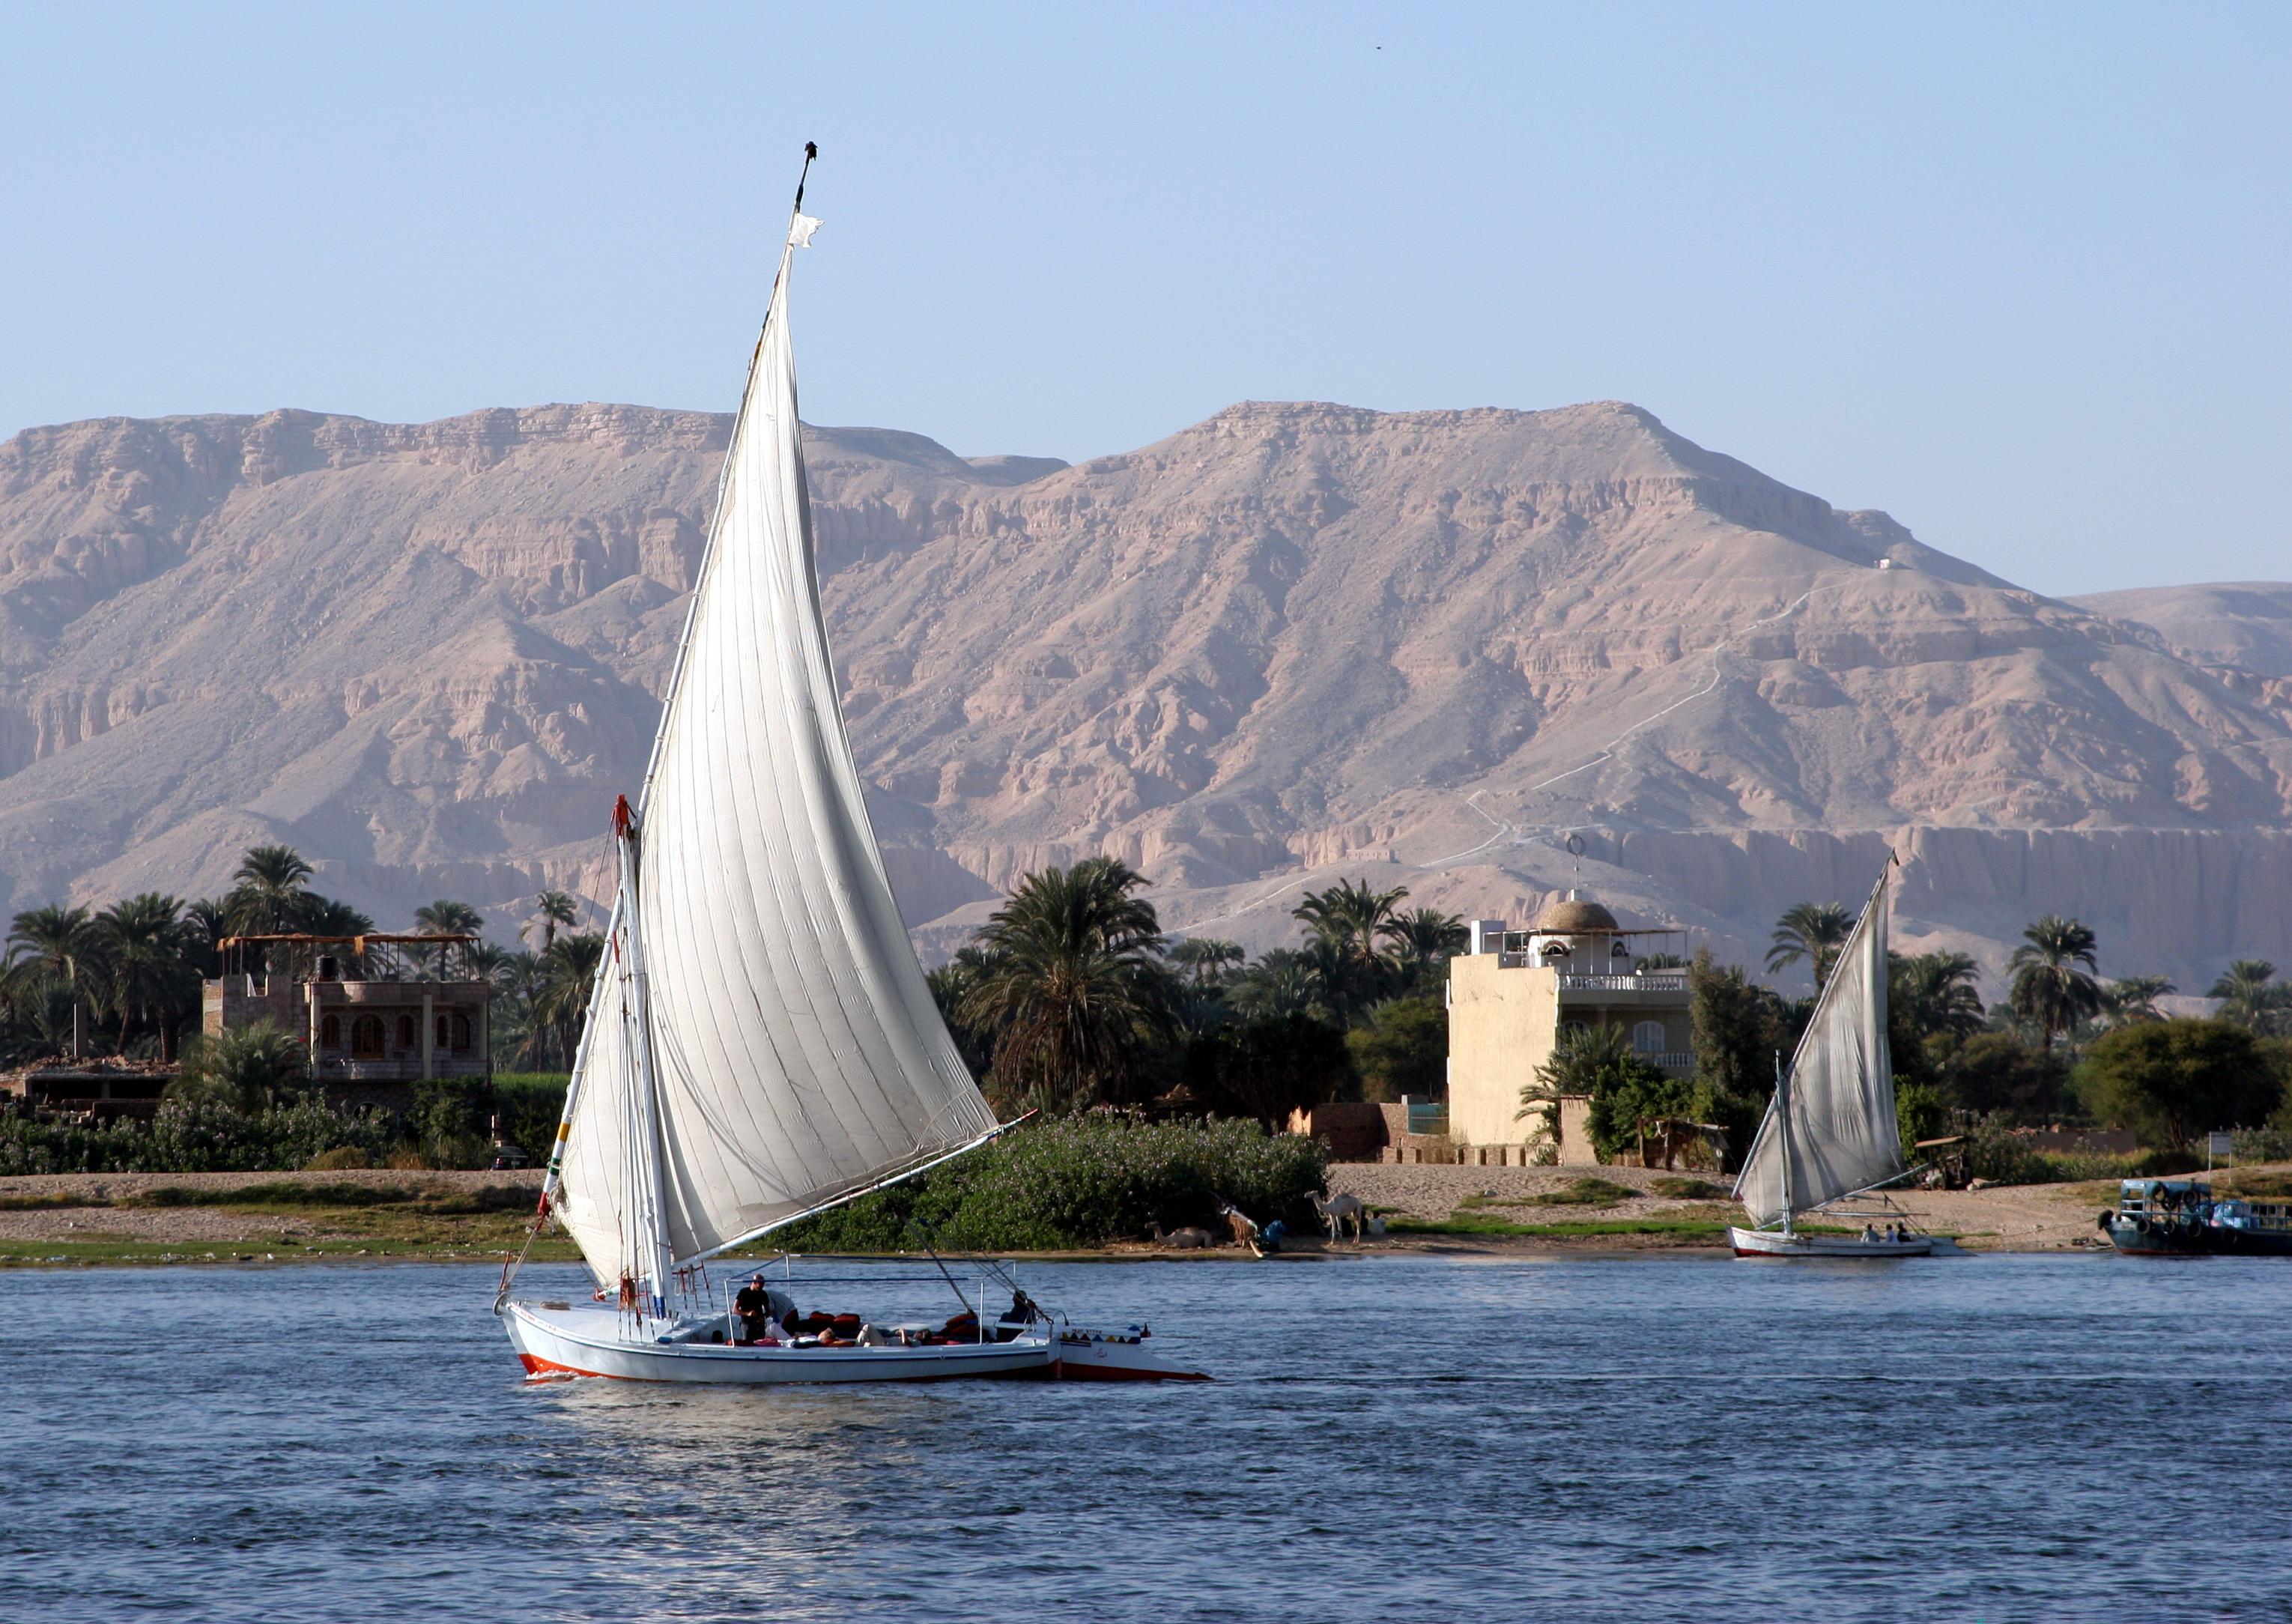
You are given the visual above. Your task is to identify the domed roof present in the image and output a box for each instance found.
[1533,891,1620,933]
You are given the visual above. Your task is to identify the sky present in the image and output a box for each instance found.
[3,2,2286,596]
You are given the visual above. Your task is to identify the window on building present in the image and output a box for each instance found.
[397,1014,416,1050]
[1631,1020,1667,1055]
[446,1012,473,1052]
[321,1014,341,1049]
[351,1015,386,1059]
[1559,1019,1587,1040]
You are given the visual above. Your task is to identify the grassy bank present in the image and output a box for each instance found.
[0,1177,581,1267]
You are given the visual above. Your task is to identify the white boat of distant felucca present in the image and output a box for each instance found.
[1729,862,1934,1260]
[494,148,1201,1384]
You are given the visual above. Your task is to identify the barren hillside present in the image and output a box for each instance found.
[3,400,2288,990]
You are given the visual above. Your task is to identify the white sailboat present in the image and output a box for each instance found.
[495,150,1200,1381]
[1729,863,1932,1258]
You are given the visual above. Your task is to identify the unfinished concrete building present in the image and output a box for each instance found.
[204,934,491,1109]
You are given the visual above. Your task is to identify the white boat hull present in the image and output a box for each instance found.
[1052,1327,1210,1382]
[1729,1225,1932,1258]
[505,1300,1056,1384]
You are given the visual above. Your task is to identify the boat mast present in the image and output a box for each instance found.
[611,795,675,1317]
[1775,1051,1794,1237]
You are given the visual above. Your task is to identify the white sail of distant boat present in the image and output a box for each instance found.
[1729,861,1933,1258]
[493,149,1200,1383]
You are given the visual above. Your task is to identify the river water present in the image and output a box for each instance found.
[3,1251,2288,1622]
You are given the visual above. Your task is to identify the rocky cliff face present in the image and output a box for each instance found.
[3,400,2288,991]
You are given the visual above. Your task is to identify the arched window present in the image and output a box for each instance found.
[1559,1019,1587,1040]
[351,1015,386,1059]
[1631,1020,1667,1055]
[397,1014,416,1050]
[449,1012,473,1052]
[321,1014,341,1049]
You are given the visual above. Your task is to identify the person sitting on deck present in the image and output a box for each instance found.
[994,1289,1040,1342]
[734,1276,792,1345]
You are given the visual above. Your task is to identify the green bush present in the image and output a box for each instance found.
[1525,1177,1638,1208]
[494,1073,569,1159]
[0,1097,395,1175]
[407,1077,493,1167]
[778,1115,1329,1253]
[1650,1176,1726,1199]
[1961,1118,2057,1186]
[303,1145,373,1171]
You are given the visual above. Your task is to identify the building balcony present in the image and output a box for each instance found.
[1557,971,1688,992]
[313,1054,487,1082]
[1644,1051,1696,1076]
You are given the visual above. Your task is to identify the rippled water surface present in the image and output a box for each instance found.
[4,1252,2290,1622]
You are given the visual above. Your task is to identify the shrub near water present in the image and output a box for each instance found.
[0,1098,396,1175]
[780,1116,1328,1253]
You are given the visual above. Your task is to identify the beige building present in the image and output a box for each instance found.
[204,933,491,1109]
[1446,892,1694,1166]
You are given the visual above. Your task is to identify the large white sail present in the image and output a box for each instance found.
[1734,867,1903,1228]
[554,211,997,1288]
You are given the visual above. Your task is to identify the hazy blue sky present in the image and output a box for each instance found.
[4,2,2285,595]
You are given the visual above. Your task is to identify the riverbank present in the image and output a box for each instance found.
[6,1161,2246,1265]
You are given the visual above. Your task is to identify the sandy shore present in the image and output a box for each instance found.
[1322,1161,2129,1252]
[0,1161,2191,1264]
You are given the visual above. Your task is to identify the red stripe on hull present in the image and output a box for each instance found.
[519,1352,607,1380]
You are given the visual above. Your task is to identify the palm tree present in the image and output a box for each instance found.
[1227,948,1328,1021]
[413,899,485,936]
[1167,937,1246,985]
[1893,950,1986,1037]
[299,897,375,939]
[2206,960,2290,1034]
[492,948,549,1067]
[957,857,1172,1112]
[182,898,228,978]
[1293,879,1409,1018]
[1765,901,1854,988]
[521,890,580,952]
[226,844,315,934]
[172,1020,309,1110]
[4,904,104,1058]
[924,945,1001,1076]
[94,893,198,1058]
[535,934,606,1068]
[2007,915,2102,1052]
[1380,906,1467,989]
[410,900,485,978]
[2097,974,2175,1028]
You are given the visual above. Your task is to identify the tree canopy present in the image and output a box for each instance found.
[2077,1019,2285,1151]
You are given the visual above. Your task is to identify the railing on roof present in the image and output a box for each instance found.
[1557,971,1689,991]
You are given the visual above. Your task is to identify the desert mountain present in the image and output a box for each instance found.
[2068,583,2292,682]
[2,400,2288,992]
